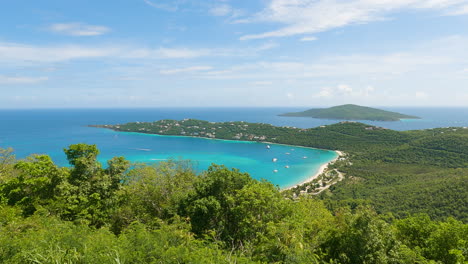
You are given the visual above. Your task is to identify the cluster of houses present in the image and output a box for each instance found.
[232,133,267,141]
[126,119,270,141]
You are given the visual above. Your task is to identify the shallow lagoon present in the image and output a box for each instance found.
[102,130,338,188]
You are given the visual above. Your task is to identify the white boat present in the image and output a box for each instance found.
[272,158,278,162]
[266,145,271,149]
[133,148,151,151]
[285,165,290,169]
[303,156,307,159]
[273,169,278,173]
[285,152,290,155]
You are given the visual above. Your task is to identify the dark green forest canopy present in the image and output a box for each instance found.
[0,144,467,263]
[278,104,421,121]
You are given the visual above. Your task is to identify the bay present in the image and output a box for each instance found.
[1,107,467,188]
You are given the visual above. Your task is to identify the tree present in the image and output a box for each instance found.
[57,144,130,227]
[64,143,100,185]
[0,147,15,182]
[1,155,68,216]
[179,165,253,240]
[324,207,407,264]
[112,160,197,232]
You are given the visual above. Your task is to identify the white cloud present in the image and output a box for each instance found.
[124,47,212,59]
[0,42,274,64]
[314,84,376,98]
[0,42,117,63]
[316,87,333,98]
[0,75,48,84]
[210,4,232,16]
[143,0,180,11]
[197,49,454,80]
[300,36,317,42]
[48,23,110,36]
[160,66,213,75]
[449,4,468,14]
[364,86,376,97]
[156,48,210,59]
[337,84,353,94]
[209,3,245,20]
[240,0,468,40]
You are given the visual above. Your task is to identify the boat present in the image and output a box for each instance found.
[133,148,151,151]
[272,158,278,162]
[285,152,290,155]
[303,156,307,159]
[273,169,278,173]
[285,165,290,169]
[266,145,271,149]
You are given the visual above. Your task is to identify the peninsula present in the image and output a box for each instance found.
[279,104,420,121]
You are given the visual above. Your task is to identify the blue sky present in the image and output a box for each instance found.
[1,0,468,108]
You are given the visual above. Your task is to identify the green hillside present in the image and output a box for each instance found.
[279,104,420,121]
[94,119,468,221]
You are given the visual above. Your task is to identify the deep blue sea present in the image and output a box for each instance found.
[1,107,467,188]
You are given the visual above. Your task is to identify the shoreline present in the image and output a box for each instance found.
[283,150,342,190]
[95,127,343,189]
[96,126,338,153]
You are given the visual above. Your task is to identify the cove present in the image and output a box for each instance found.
[98,129,338,189]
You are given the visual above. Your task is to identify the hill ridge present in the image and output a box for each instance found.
[279,104,420,121]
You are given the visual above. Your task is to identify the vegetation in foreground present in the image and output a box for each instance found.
[0,145,467,263]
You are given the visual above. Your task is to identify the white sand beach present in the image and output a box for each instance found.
[284,150,343,190]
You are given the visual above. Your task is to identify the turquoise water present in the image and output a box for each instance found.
[2,107,467,188]
[104,131,337,189]
[0,109,340,189]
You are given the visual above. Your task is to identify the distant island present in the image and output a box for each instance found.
[279,104,421,121]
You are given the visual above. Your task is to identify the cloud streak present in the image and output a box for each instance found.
[160,66,213,75]
[0,41,277,65]
[143,0,180,11]
[0,42,118,63]
[48,23,111,36]
[240,0,468,40]
[0,75,48,84]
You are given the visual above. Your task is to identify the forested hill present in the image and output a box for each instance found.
[279,104,421,121]
[93,119,468,222]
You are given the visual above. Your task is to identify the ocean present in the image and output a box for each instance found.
[1,107,467,188]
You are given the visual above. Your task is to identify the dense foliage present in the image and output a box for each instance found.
[0,144,467,263]
[278,104,420,121]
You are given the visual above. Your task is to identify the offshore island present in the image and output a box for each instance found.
[279,104,421,121]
